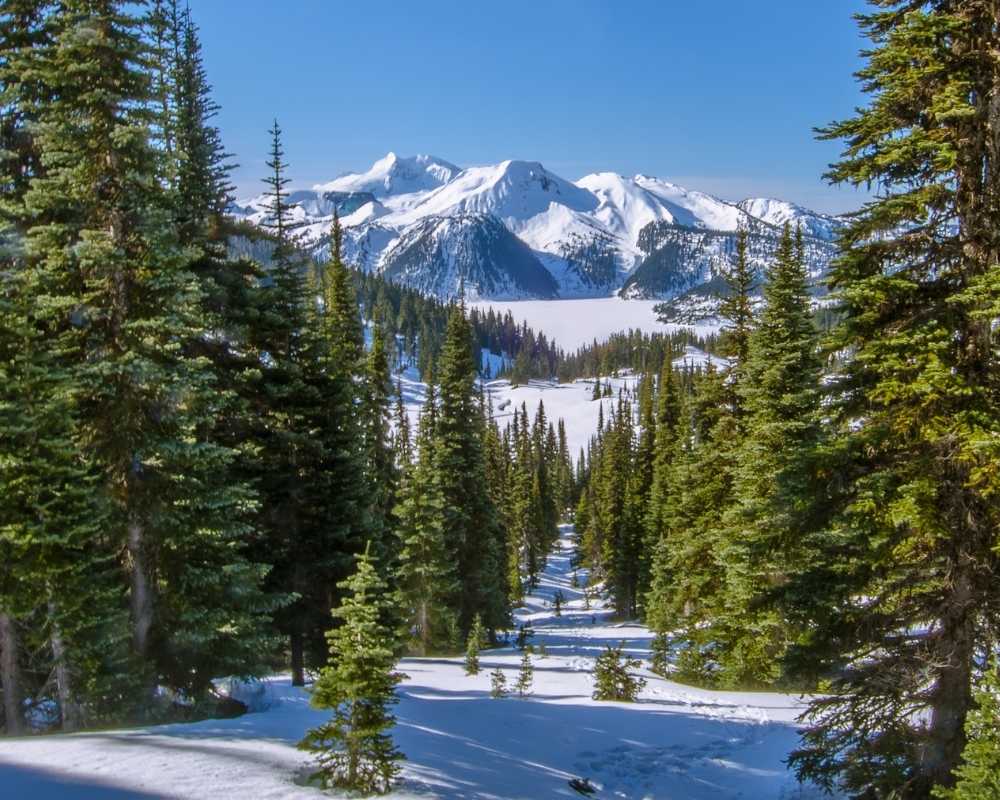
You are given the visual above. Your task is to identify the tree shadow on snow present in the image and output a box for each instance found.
[0,761,168,799]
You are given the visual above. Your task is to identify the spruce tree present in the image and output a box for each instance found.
[394,382,457,654]
[299,544,405,795]
[489,667,507,699]
[593,643,646,702]
[514,650,533,697]
[435,303,508,634]
[17,0,271,702]
[718,224,820,687]
[789,3,1000,795]
[464,614,485,675]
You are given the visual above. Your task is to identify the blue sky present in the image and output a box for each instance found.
[194,1,871,214]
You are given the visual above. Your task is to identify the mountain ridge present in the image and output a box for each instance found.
[233,153,844,317]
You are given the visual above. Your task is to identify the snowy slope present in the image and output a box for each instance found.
[232,152,845,311]
[0,527,826,800]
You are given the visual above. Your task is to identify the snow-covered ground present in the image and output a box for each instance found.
[470,297,721,352]
[0,526,822,800]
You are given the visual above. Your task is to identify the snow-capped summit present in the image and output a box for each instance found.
[403,159,597,224]
[736,197,843,242]
[315,152,459,200]
[231,151,846,315]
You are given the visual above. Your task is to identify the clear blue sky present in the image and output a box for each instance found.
[193,1,871,214]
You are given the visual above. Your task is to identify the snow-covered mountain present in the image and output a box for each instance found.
[233,153,844,316]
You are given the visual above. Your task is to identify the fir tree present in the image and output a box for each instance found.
[17,0,271,702]
[593,643,646,702]
[489,667,507,699]
[435,303,508,634]
[394,382,458,655]
[650,633,670,678]
[464,614,485,675]
[514,650,533,697]
[299,544,405,795]
[789,4,1000,795]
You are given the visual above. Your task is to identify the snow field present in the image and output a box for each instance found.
[0,526,825,799]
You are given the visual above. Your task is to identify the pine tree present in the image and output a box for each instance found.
[789,4,1000,796]
[717,224,820,687]
[394,382,458,655]
[464,614,485,675]
[299,544,405,795]
[435,303,508,634]
[16,0,271,703]
[593,643,646,702]
[489,667,507,699]
[514,650,533,697]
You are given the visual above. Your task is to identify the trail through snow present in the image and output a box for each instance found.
[0,527,824,799]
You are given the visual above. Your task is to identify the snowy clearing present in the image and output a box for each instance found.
[0,526,823,800]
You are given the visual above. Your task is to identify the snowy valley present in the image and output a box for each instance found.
[0,527,821,800]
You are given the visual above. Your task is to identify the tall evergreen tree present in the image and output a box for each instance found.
[394,381,458,654]
[789,3,1000,796]
[17,0,271,702]
[435,304,508,634]
[717,224,820,687]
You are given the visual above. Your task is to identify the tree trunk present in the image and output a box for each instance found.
[290,630,305,687]
[0,612,25,736]
[127,512,154,658]
[48,603,83,733]
[922,555,975,790]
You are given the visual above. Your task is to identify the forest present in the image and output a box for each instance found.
[2,2,1000,800]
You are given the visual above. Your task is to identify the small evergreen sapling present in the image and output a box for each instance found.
[650,633,670,678]
[593,643,646,702]
[490,667,507,699]
[514,651,534,697]
[298,545,404,795]
[553,590,565,617]
[464,614,485,676]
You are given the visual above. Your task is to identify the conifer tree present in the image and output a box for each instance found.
[464,614,485,675]
[435,303,508,634]
[789,3,1000,795]
[364,324,398,567]
[394,382,457,654]
[489,667,507,699]
[593,643,646,702]
[935,664,1000,800]
[299,544,405,795]
[17,0,271,701]
[718,223,820,687]
[514,650,533,697]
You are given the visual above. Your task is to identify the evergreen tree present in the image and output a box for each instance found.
[394,382,457,654]
[435,303,508,634]
[593,643,646,702]
[489,667,507,699]
[464,614,485,675]
[514,650,533,697]
[364,324,398,567]
[299,544,405,795]
[789,4,1000,795]
[718,223,820,687]
[935,664,1000,800]
[17,0,270,702]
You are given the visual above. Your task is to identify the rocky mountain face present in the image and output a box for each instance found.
[232,152,844,319]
